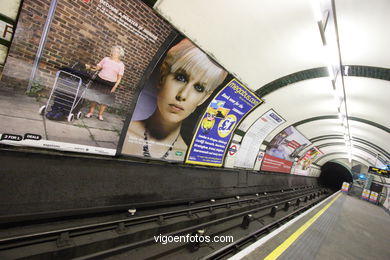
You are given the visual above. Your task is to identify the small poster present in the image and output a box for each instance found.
[292,147,324,176]
[369,191,379,203]
[234,109,285,169]
[341,182,350,192]
[361,189,370,200]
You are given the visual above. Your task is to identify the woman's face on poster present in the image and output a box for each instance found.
[156,69,211,124]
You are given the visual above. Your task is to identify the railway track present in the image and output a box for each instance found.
[0,186,331,259]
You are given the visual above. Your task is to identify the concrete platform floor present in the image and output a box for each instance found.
[0,88,126,150]
[234,193,390,260]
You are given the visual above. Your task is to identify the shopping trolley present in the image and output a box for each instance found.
[39,64,97,122]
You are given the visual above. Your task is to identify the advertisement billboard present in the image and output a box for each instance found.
[341,182,350,192]
[261,126,311,173]
[369,191,378,203]
[292,146,323,176]
[234,109,285,169]
[185,79,263,166]
[361,189,370,200]
[0,0,172,156]
[121,37,230,161]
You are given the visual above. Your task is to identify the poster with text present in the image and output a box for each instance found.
[292,146,323,176]
[261,126,311,173]
[235,109,285,169]
[185,79,263,166]
[0,0,171,156]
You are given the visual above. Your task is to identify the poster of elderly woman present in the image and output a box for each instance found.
[0,0,176,156]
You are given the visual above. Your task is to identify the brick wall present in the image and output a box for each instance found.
[1,0,173,109]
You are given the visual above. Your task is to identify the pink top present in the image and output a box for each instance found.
[97,57,125,82]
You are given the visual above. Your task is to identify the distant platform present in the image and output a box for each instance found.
[231,192,390,260]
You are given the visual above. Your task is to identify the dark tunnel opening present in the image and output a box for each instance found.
[319,162,353,191]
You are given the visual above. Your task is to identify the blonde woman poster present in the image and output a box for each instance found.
[121,38,228,161]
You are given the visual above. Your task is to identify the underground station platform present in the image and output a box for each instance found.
[1,0,390,259]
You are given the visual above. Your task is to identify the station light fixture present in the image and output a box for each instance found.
[312,0,353,162]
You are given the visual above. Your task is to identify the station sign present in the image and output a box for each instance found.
[228,144,238,156]
[368,166,390,178]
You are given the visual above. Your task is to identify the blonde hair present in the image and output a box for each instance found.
[111,45,125,57]
[161,39,227,92]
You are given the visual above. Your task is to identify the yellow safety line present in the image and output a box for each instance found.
[264,193,342,260]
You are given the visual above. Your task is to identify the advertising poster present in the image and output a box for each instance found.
[0,0,172,155]
[361,189,370,200]
[341,182,350,192]
[292,147,323,176]
[260,126,311,173]
[369,191,378,203]
[235,109,285,169]
[121,37,230,162]
[185,79,263,166]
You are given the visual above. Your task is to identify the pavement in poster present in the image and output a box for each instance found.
[0,87,125,151]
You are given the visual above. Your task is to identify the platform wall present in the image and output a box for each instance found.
[0,149,318,223]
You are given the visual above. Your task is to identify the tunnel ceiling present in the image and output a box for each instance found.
[154,0,389,168]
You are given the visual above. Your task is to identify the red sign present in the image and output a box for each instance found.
[228,144,238,156]
[82,0,93,3]
[261,154,293,173]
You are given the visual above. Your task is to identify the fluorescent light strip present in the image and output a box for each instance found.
[313,0,353,162]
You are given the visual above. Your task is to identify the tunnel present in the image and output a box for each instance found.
[319,162,353,191]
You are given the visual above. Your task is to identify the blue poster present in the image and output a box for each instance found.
[185,79,263,166]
